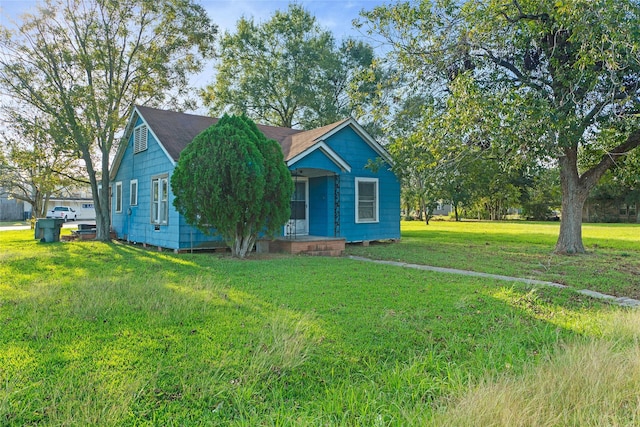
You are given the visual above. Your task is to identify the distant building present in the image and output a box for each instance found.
[0,190,25,221]
[583,200,638,223]
[43,197,96,220]
[432,201,453,216]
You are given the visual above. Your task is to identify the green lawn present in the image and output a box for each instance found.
[1,223,638,425]
[347,220,640,298]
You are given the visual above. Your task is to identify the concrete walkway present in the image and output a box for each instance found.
[347,256,640,308]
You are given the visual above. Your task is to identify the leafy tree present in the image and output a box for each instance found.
[0,0,216,240]
[388,95,441,223]
[389,131,440,223]
[520,166,562,221]
[202,4,377,129]
[171,115,293,258]
[360,0,640,253]
[0,114,83,220]
[389,78,518,222]
[468,159,521,221]
[439,156,487,221]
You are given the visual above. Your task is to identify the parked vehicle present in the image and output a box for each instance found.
[46,206,77,222]
[546,211,561,221]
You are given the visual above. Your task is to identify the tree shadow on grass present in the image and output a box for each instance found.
[0,238,622,425]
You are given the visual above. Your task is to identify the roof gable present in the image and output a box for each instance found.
[136,105,302,162]
[287,141,351,172]
[110,106,391,179]
[283,118,393,165]
[280,119,349,160]
[137,105,218,162]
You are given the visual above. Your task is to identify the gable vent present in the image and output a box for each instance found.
[134,124,148,153]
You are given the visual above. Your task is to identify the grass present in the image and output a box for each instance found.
[347,220,640,298]
[431,309,640,426]
[0,223,638,425]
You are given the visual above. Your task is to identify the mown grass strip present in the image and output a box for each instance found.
[347,220,640,297]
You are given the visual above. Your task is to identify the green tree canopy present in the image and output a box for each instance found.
[360,0,640,253]
[171,115,293,258]
[0,113,84,219]
[201,4,377,129]
[0,0,216,240]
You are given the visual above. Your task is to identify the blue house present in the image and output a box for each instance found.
[109,105,400,253]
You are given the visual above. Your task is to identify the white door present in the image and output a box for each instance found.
[286,179,308,236]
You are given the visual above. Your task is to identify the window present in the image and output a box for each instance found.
[134,124,148,153]
[151,175,169,225]
[355,177,379,223]
[130,179,138,206]
[82,203,94,209]
[115,181,123,213]
[629,203,637,217]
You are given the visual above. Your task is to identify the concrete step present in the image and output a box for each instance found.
[304,249,343,257]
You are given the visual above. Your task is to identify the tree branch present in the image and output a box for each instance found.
[50,167,91,184]
[478,49,547,93]
[580,129,640,189]
[500,0,550,24]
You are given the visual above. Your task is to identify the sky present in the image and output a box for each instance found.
[0,0,385,41]
[0,0,389,110]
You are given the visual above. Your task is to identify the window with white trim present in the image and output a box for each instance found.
[355,177,379,223]
[151,175,169,225]
[134,124,148,153]
[130,179,138,206]
[115,181,123,213]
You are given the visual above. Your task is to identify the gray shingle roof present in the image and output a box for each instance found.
[280,118,350,161]
[136,105,308,161]
[110,106,388,181]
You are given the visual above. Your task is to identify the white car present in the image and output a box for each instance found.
[46,206,77,221]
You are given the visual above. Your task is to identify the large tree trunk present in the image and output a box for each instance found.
[77,138,112,241]
[556,172,588,253]
[555,149,590,254]
[93,157,112,242]
[95,182,111,241]
[554,129,640,253]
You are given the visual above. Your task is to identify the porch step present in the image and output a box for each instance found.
[268,237,345,256]
[305,244,344,256]
[305,249,344,257]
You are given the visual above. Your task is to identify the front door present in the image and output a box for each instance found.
[286,179,308,236]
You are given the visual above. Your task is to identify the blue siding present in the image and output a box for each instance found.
[325,127,401,242]
[177,218,225,249]
[289,149,344,174]
[112,115,400,249]
[112,118,182,250]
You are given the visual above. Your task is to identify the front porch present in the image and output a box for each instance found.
[262,235,345,257]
